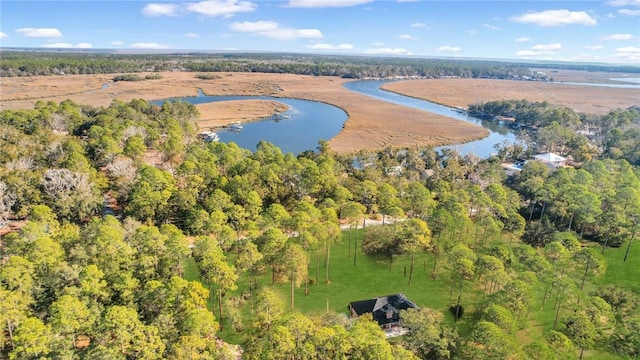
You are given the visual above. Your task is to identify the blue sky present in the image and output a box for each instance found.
[1,1,639,64]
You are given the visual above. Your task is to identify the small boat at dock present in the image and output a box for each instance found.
[198,130,220,142]
[229,122,243,131]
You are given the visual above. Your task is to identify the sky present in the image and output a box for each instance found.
[1,0,639,64]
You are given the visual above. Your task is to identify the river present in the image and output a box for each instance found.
[343,80,516,158]
[163,80,517,157]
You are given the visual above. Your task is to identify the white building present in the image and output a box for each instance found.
[533,153,567,168]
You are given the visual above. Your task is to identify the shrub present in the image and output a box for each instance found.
[113,74,143,82]
[195,73,220,80]
[144,73,162,80]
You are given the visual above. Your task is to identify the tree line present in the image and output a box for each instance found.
[0,50,552,79]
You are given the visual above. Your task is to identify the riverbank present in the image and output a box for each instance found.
[196,100,288,130]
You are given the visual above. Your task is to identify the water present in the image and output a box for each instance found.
[156,95,347,155]
[159,80,518,157]
[343,80,516,158]
[609,77,640,85]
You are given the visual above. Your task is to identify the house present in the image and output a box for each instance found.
[348,293,418,328]
[533,152,567,168]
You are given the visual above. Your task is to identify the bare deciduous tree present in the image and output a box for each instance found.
[105,157,137,182]
[4,157,36,171]
[47,113,68,134]
[0,181,17,229]
[42,169,92,198]
[121,126,147,142]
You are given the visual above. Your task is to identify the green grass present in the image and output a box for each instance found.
[181,227,640,360]
[266,229,468,317]
[596,240,640,293]
[520,240,640,359]
[188,227,487,342]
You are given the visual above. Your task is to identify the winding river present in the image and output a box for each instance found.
[166,80,517,157]
[344,80,515,158]
[173,95,347,155]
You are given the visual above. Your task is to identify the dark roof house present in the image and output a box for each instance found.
[348,293,418,328]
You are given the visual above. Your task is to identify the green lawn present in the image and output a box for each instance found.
[264,229,470,318]
[596,240,640,293]
[185,227,485,342]
[181,227,640,359]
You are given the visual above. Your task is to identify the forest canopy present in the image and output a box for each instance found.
[1,95,639,359]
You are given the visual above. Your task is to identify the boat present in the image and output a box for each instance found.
[229,122,243,131]
[198,130,220,142]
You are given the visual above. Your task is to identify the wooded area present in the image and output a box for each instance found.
[2,50,637,79]
[0,53,639,359]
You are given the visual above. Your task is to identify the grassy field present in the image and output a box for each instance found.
[183,226,640,358]
[184,227,484,340]
[596,241,640,293]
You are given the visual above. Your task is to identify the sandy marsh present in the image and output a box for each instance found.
[1,70,637,153]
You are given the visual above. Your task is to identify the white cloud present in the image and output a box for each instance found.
[0,32,8,39]
[436,45,462,52]
[604,33,635,40]
[516,43,562,56]
[42,42,92,48]
[143,1,256,18]
[515,50,538,56]
[186,0,256,17]
[230,20,322,40]
[564,54,602,62]
[142,3,181,16]
[466,30,477,35]
[510,9,597,27]
[584,44,604,50]
[111,41,124,46]
[398,34,419,40]
[16,27,63,38]
[231,20,279,32]
[130,42,171,49]
[616,46,640,53]
[531,43,562,51]
[372,42,384,46]
[410,22,427,28]
[286,0,372,8]
[614,46,640,61]
[607,0,640,6]
[483,24,501,30]
[515,37,532,42]
[185,32,199,38]
[305,43,353,50]
[619,8,640,15]
[366,47,412,55]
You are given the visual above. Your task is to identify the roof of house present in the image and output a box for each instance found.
[348,293,418,326]
[533,152,566,163]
